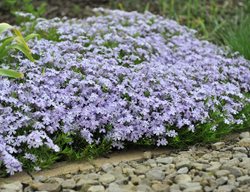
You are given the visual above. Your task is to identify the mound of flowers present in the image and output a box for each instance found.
[0,8,250,175]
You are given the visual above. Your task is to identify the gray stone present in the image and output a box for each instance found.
[179,182,202,190]
[130,175,141,185]
[106,183,125,192]
[177,167,189,174]
[156,157,173,164]
[192,163,209,171]
[217,185,235,192]
[216,176,228,186]
[30,181,61,192]
[237,176,250,185]
[174,174,192,184]
[204,186,213,192]
[239,132,250,139]
[169,184,181,192]
[134,165,150,175]
[62,179,76,189]
[1,182,23,192]
[76,179,99,188]
[88,173,100,180]
[206,162,221,172]
[233,152,248,159]
[101,163,113,173]
[238,138,250,147]
[145,159,157,168]
[99,173,115,185]
[233,147,248,153]
[62,190,76,192]
[143,151,152,159]
[87,185,105,192]
[151,183,170,192]
[122,167,135,175]
[175,158,191,169]
[223,158,240,167]
[239,158,250,169]
[223,166,243,177]
[211,142,225,150]
[137,184,152,192]
[146,169,165,181]
[215,170,230,177]
[46,177,65,184]
[34,175,47,182]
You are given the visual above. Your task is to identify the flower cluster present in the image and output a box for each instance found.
[0,8,250,174]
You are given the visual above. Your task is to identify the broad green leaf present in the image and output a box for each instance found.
[0,23,13,34]
[14,36,30,51]
[9,44,34,62]
[0,68,24,78]
[0,37,14,58]
[12,28,23,37]
[25,33,40,41]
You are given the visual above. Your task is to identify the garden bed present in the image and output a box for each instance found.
[0,8,250,176]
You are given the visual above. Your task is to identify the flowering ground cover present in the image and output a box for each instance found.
[0,9,250,175]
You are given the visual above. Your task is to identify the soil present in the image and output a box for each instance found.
[0,0,110,24]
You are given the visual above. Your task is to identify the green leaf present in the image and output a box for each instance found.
[24,33,40,41]
[0,36,14,58]
[0,68,24,78]
[9,44,34,62]
[0,23,13,34]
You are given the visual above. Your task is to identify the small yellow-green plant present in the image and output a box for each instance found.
[0,22,38,78]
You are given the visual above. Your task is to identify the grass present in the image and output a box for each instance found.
[109,0,250,43]
[219,16,250,60]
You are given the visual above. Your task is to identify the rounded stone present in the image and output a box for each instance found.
[0,182,23,192]
[30,181,61,192]
[239,132,250,139]
[143,151,153,159]
[215,170,230,178]
[236,175,250,185]
[211,142,225,150]
[101,163,113,173]
[87,185,105,192]
[146,169,165,181]
[177,167,189,174]
[152,183,170,192]
[62,179,76,189]
[156,157,173,164]
[99,173,116,185]
[238,138,250,147]
[174,174,192,184]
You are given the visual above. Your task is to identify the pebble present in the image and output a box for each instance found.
[177,167,189,174]
[99,173,115,185]
[146,169,165,181]
[0,182,23,192]
[156,157,173,164]
[211,142,225,150]
[2,131,250,192]
[174,174,192,184]
[87,185,105,192]
[30,181,61,192]
[238,138,250,147]
[61,179,76,189]
[143,151,152,159]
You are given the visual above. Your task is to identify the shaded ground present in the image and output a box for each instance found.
[0,0,109,24]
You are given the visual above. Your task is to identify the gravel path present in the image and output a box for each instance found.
[1,131,250,192]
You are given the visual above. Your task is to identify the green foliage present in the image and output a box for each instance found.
[0,23,38,78]
[109,0,250,42]
[54,132,112,161]
[219,16,250,60]
[2,0,47,18]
